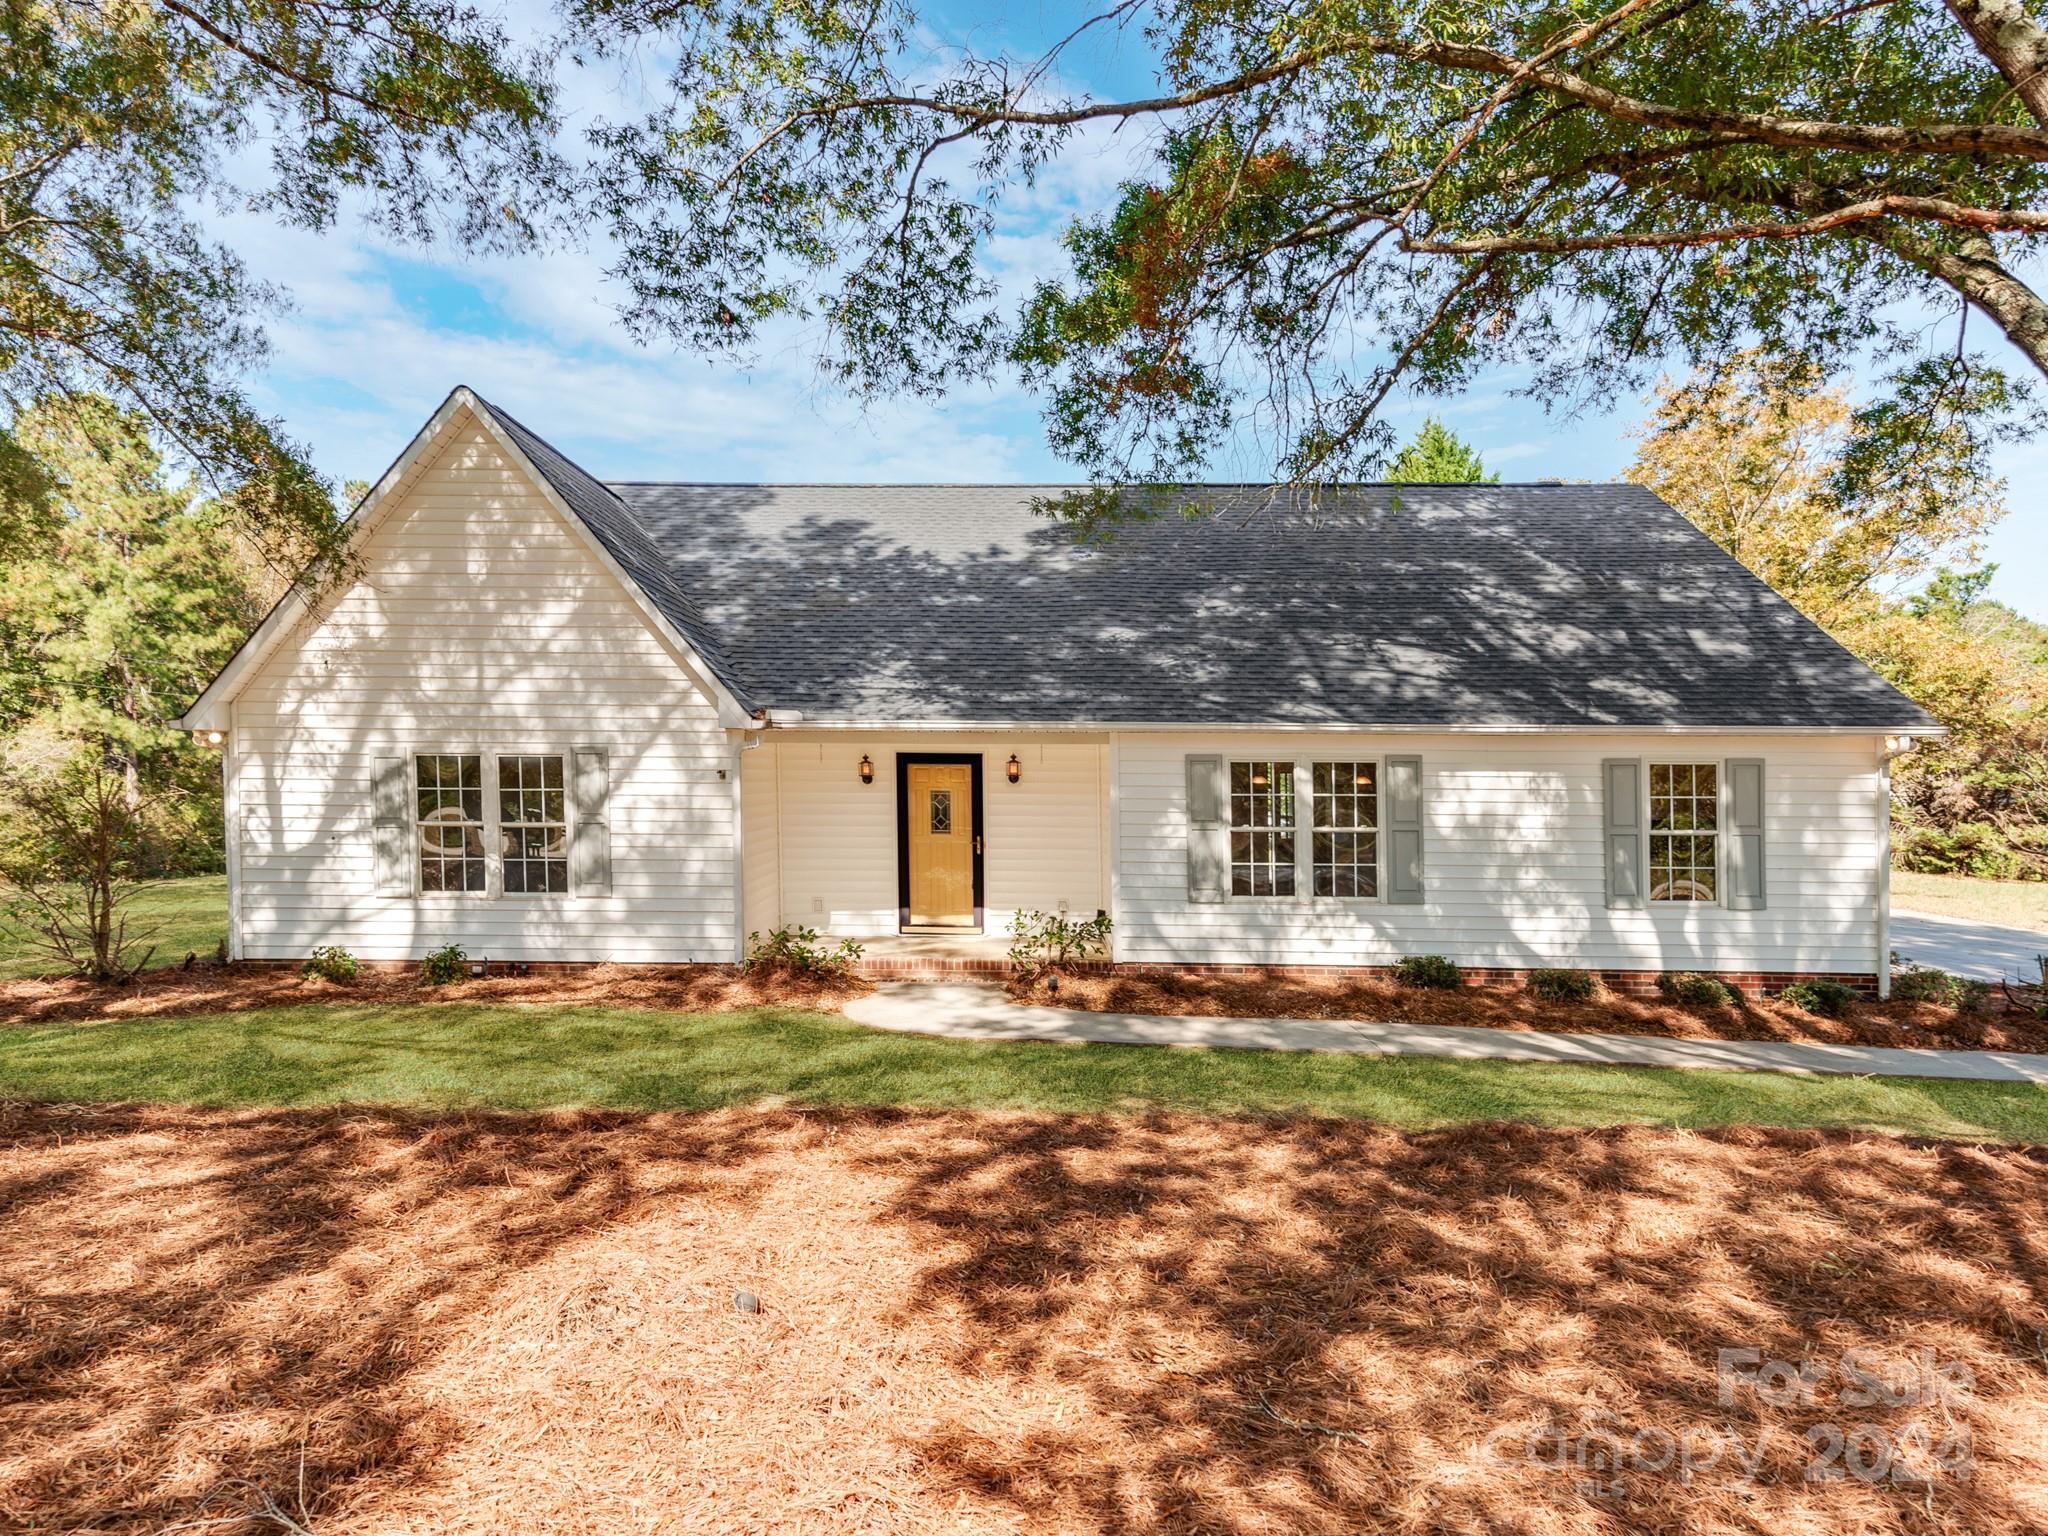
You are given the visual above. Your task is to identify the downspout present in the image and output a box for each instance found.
[731,722,766,964]
[1875,734,1918,1000]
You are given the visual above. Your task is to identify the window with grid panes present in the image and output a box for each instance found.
[1649,762,1718,901]
[1311,761,1378,896]
[416,755,487,892]
[499,755,568,893]
[1229,761,1296,896]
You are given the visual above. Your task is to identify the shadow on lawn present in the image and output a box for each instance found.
[859,1114,2048,1534]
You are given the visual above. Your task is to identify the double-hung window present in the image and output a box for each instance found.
[413,751,570,895]
[1229,761,1297,896]
[416,755,488,893]
[1226,758,1383,898]
[499,755,569,893]
[1648,762,1718,901]
[1311,761,1379,897]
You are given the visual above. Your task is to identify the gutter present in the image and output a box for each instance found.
[1875,733,1919,1000]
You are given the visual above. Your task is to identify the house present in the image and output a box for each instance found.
[178,387,1939,996]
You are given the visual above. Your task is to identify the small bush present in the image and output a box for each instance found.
[1894,823,2024,881]
[1779,978,1859,1018]
[1891,965,1992,1012]
[1009,908,1113,975]
[1527,967,1597,1002]
[742,925,865,977]
[1659,971,1737,1007]
[1393,954,1462,989]
[420,943,466,986]
[300,945,359,984]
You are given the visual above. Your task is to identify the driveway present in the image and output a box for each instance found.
[1892,909,2047,984]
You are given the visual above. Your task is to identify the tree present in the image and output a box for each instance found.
[578,0,2048,517]
[1386,419,1499,482]
[1627,360,2047,877]
[1,0,561,568]
[1626,353,2006,625]
[0,396,275,923]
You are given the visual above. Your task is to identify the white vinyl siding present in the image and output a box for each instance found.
[762,736,1108,936]
[228,414,736,962]
[1116,731,1883,975]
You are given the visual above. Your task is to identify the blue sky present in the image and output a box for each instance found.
[214,0,2047,618]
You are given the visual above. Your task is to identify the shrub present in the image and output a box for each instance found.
[1009,908,1113,975]
[1892,965,1992,1012]
[1894,823,2024,881]
[1527,967,1597,1002]
[1393,954,1462,989]
[1659,971,1737,1007]
[300,945,359,984]
[420,943,466,986]
[1779,978,1858,1018]
[742,925,865,977]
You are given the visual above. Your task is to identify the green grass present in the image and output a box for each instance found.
[0,875,228,980]
[3,1002,2044,1142]
[1892,869,2048,931]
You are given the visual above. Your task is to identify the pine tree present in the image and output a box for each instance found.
[1385,420,1500,483]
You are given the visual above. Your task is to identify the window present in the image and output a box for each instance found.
[416,754,487,892]
[1649,762,1718,901]
[929,789,952,834]
[1312,761,1379,897]
[499,755,568,893]
[1230,761,1296,896]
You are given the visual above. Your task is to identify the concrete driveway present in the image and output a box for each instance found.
[1892,909,2047,984]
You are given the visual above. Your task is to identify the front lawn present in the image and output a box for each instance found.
[1893,869,2048,929]
[4,1001,2046,1141]
[0,874,228,979]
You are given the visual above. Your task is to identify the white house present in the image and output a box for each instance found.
[178,387,1938,995]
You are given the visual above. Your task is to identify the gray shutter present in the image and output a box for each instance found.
[1603,758,1645,908]
[373,755,413,896]
[571,748,612,895]
[1185,754,1228,903]
[1723,758,1766,910]
[1385,754,1424,905]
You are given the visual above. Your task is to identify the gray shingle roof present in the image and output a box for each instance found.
[474,392,1930,731]
[588,480,1933,731]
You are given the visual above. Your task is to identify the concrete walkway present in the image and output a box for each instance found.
[842,981,2048,1084]
[1892,908,2047,985]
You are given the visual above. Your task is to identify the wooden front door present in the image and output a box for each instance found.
[903,759,978,929]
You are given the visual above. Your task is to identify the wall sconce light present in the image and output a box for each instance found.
[1006,753,1022,785]
[195,729,226,748]
[858,754,874,785]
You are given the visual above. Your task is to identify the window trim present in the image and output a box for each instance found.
[1223,756,1385,904]
[1645,759,1723,906]
[407,747,577,902]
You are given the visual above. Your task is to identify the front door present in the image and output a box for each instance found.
[902,759,979,929]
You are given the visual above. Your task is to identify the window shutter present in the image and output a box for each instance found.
[1723,758,1766,910]
[1185,754,1228,903]
[373,755,412,896]
[571,748,612,895]
[1384,754,1424,905]
[1602,758,1645,909]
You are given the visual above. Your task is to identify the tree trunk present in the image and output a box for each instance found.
[1946,0,2048,129]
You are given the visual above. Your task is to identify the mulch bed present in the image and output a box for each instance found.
[1012,969,2048,1054]
[2,1102,2044,1534]
[0,960,870,1027]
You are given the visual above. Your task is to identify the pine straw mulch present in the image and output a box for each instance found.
[1013,969,2048,1054]
[3,1103,2045,1535]
[0,960,871,1027]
